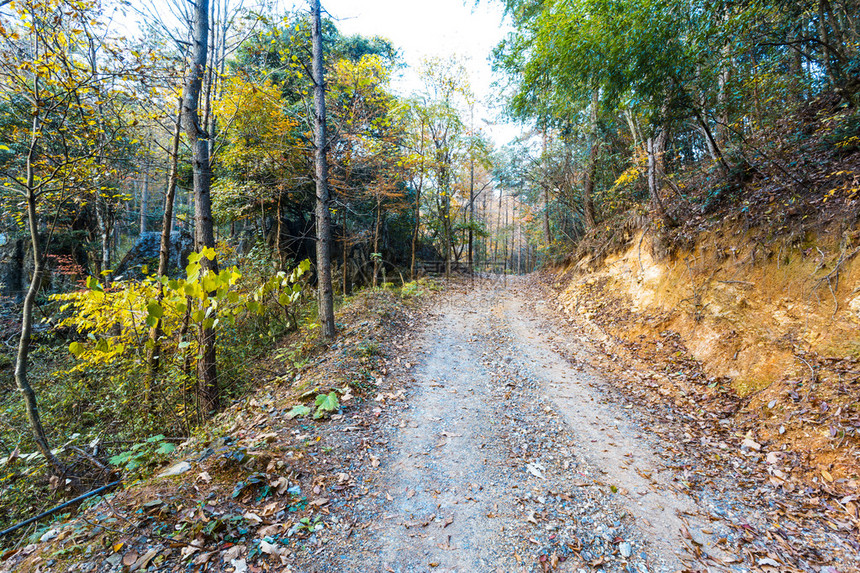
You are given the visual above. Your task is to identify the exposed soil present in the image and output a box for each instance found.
[3,277,858,572]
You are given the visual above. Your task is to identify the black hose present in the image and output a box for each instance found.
[0,480,122,540]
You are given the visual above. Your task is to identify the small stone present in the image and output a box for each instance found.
[741,438,761,451]
[158,461,191,477]
[619,541,633,558]
[287,485,302,496]
[39,529,59,542]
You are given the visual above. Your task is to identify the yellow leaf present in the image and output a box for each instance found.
[822,469,834,482]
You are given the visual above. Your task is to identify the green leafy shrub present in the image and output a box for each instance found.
[108,434,176,475]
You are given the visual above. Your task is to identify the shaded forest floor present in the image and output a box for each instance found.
[2,277,857,572]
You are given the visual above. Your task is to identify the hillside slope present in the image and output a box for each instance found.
[551,214,860,531]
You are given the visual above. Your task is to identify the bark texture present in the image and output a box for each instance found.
[311,0,336,339]
[182,0,219,414]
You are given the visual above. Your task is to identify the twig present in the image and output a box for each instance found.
[797,355,816,382]
[68,446,112,475]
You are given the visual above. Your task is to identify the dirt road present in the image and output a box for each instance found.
[314,278,856,573]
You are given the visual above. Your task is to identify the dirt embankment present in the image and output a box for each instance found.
[553,224,860,487]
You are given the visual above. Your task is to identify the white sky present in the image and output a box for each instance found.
[303,0,524,146]
[110,0,525,146]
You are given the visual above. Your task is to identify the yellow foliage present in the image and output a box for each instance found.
[215,75,301,174]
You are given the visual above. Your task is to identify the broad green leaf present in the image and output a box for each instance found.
[146,300,164,319]
[155,442,176,455]
[86,276,103,292]
[314,392,340,418]
[286,405,311,419]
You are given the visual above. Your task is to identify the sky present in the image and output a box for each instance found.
[110,0,525,145]
[302,0,524,146]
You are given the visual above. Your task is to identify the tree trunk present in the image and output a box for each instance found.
[372,195,381,288]
[716,44,731,146]
[647,135,675,228]
[145,96,183,401]
[139,169,149,234]
[15,113,63,472]
[494,188,502,264]
[694,110,730,173]
[182,0,219,414]
[819,0,837,84]
[311,0,336,339]
[94,186,111,283]
[410,120,426,281]
[342,208,351,295]
[410,180,422,281]
[442,166,452,280]
[468,156,474,275]
[582,89,599,230]
[541,129,552,246]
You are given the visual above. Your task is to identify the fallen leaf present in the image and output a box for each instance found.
[741,438,761,451]
[192,551,214,565]
[271,476,290,495]
[260,539,283,556]
[222,545,245,561]
[130,548,160,572]
[526,462,546,479]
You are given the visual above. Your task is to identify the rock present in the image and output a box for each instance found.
[158,461,191,477]
[287,485,302,496]
[741,438,761,451]
[113,231,194,279]
[39,529,59,542]
[619,541,633,558]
